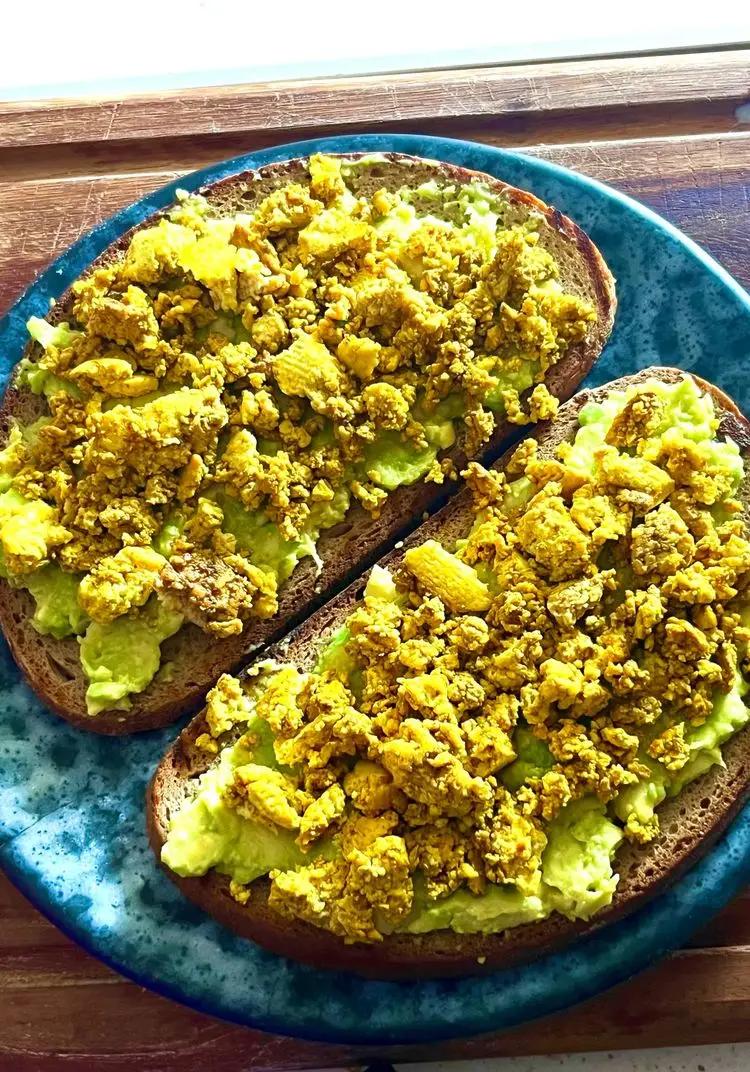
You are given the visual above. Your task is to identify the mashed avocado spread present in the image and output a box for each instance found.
[0,154,595,715]
[161,377,750,940]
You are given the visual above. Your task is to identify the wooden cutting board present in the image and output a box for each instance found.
[1,47,750,1070]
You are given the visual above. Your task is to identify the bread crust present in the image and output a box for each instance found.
[0,152,616,734]
[147,366,750,978]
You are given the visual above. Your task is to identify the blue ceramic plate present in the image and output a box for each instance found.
[2,134,750,1046]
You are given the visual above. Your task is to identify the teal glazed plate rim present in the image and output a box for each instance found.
[2,134,750,1046]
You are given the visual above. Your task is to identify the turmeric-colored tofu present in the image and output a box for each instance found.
[121,219,197,284]
[67,357,158,397]
[272,334,344,400]
[599,449,674,513]
[178,234,239,311]
[403,540,491,613]
[87,286,159,351]
[297,208,372,265]
[337,335,381,380]
[308,154,348,203]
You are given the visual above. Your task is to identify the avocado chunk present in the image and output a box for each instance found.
[542,799,623,921]
[314,626,356,681]
[161,737,331,882]
[405,882,546,935]
[23,565,89,639]
[163,784,307,883]
[362,431,441,492]
[501,726,554,790]
[79,598,183,715]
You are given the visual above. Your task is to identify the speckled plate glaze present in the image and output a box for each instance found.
[2,134,750,1046]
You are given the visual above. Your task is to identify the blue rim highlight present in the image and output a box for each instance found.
[1,133,750,1046]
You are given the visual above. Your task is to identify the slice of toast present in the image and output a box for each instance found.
[0,152,616,734]
[148,367,750,978]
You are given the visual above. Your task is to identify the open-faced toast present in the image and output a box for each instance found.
[148,367,750,978]
[0,152,615,733]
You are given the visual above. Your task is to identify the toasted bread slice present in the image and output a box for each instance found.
[0,152,615,734]
[148,367,750,978]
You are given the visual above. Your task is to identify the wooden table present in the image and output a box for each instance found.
[2,47,750,1070]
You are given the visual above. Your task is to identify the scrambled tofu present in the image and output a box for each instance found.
[200,672,255,745]
[0,494,70,574]
[516,489,593,581]
[78,545,166,623]
[404,541,491,613]
[226,764,312,830]
[3,154,595,648]
[159,549,277,636]
[189,379,750,944]
[269,832,412,943]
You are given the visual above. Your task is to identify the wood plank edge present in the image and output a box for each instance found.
[1,48,749,148]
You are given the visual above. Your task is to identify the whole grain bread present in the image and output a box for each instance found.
[0,152,616,734]
[148,367,750,978]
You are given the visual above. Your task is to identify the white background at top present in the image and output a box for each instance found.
[3,0,748,100]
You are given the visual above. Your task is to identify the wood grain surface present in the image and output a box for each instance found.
[2,49,749,149]
[1,47,750,1070]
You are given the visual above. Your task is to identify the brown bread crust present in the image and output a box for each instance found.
[0,152,616,734]
[147,367,750,978]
